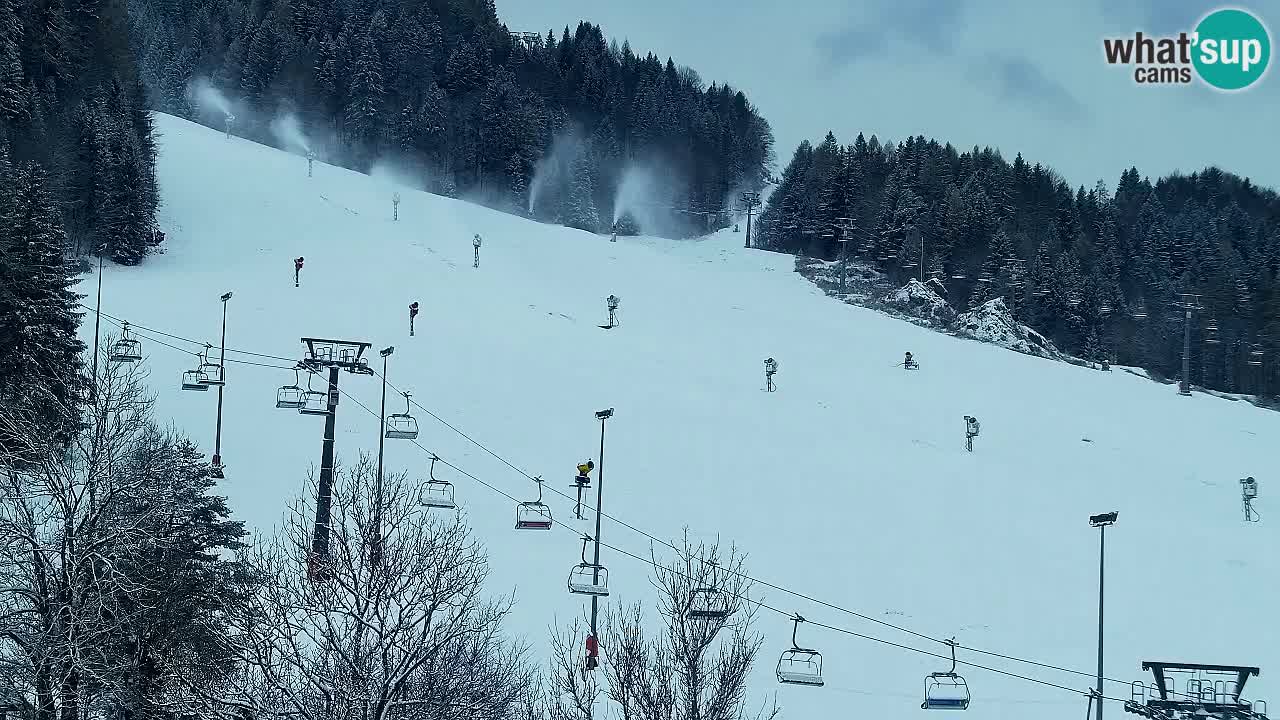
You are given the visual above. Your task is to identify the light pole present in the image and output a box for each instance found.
[373,345,394,570]
[212,291,232,478]
[588,408,613,643]
[90,250,104,400]
[1089,511,1117,720]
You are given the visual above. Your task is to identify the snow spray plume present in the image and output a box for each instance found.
[528,131,582,217]
[612,163,667,233]
[370,158,427,192]
[189,77,233,117]
[269,113,311,154]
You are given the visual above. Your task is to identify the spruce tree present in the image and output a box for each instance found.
[0,159,86,449]
[564,143,599,232]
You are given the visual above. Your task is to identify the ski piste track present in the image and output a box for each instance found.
[77,113,1280,720]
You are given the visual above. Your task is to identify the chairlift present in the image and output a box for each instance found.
[567,534,610,596]
[1099,303,1113,315]
[385,391,419,440]
[1131,303,1149,320]
[1248,345,1264,366]
[420,455,457,509]
[198,344,225,386]
[109,322,143,363]
[298,373,330,416]
[776,615,823,686]
[922,638,971,710]
[1203,319,1221,344]
[276,369,306,409]
[516,476,553,530]
[181,367,210,391]
[687,586,730,620]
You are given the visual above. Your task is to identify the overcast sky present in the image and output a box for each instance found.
[500,0,1280,192]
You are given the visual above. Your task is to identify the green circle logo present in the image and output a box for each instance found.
[1192,8,1271,91]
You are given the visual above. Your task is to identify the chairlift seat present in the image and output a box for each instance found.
[777,649,823,686]
[923,673,970,710]
[421,480,456,509]
[385,414,419,440]
[299,390,330,415]
[687,588,729,620]
[198,362,224,386]
[276,385,305,409]
[568,563,610,596]
[516,502,553,530]
[182,369,211,391]
[110,339,143,363]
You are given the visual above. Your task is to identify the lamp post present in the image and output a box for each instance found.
[373,345,394,570]
[1089,511,1117,720]
[212,291,232,478]
[588,408,613,641]
[91,251,104,401]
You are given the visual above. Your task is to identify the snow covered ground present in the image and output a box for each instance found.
[79,114,1280,720]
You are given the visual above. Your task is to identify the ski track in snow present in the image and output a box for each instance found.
[79,114,1280,720]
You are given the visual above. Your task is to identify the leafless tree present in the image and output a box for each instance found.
[0,346,220,720]
[545,618,599,720]
[219,455,535,720]
[600,534,777,720]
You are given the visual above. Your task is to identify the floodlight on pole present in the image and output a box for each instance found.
[372,345,395,570]
[1088,510,1117,720]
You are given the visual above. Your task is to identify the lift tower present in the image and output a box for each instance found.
[298,337,374,581]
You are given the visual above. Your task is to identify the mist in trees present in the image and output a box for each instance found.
[760,131,1280,397]
[129,1,774,237]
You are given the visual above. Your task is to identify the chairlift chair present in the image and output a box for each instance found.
[181,368,210,391]
[516,476,553,530]
[922,639,970,710]
[298,373,330,416]
[276,369,306,409]
[687,587,730,620]
[1248,345,1264,366]
[197,345,225,386]
[776,616,823,686]
[567,535,609,596]
[420,456,457,509]
[385,391,419,440]
[109,322,143,363]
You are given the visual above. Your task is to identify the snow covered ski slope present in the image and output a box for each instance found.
[80,114,1280,720]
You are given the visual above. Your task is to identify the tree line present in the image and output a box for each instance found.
[128,0,774,236]
[0,0,159,265]
[758,131,1280,398]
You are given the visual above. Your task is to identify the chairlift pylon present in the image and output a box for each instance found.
[298,372,330,416]
[776,615,824,686]
[922,638,970,710]
[516,476,553,530]
[567,534,609,596]
[420,455,456,509]
[276,368,306,409]
[385,391,419,440]
[109,322,143,363]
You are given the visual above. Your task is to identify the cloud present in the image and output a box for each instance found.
[978,54,1089,121]
[816,0,969,67]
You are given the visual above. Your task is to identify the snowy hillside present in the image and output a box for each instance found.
[80,114,1280,720]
